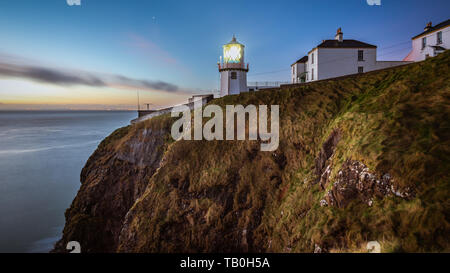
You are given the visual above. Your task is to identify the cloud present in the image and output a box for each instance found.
[0,62,106,87]
[112,75,178,92]
[0,59,184,93]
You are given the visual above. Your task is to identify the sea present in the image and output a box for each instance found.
[0,111,136,253]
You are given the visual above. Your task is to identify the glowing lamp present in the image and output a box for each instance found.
[223,43,243,63]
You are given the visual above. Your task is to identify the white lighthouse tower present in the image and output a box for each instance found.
[218,35,249,97]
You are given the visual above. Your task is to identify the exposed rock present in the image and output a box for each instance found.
[325,160,414,208]
[319,164,332,190]
[319,199,328,207]
[314,244,328,253]
[315,129,341,188]
[52,125,170,252]
[116,141,284,252]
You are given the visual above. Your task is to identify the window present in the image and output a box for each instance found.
[230,72,237,79]
[311,68,314,80]
[358,50,364,61]
[422,37,427,49]
[358,66,364,73]
[311,53,314,64]
[437,31,443,44]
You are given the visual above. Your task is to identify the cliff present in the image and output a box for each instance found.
[54,51,450,253]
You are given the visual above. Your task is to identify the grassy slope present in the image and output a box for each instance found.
[99,52,449,252]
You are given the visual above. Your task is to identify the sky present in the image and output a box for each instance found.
[0,0,449,110]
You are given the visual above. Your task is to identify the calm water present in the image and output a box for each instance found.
[0,111,136,253]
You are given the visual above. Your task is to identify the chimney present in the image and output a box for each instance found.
[424,22,432,31]
[335,27,343,42]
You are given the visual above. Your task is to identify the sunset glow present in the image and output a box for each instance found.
[0,0,448,109]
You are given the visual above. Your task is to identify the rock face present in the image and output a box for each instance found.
[116,140,286,253]
[315,128,341,189]
[53,124,170,252]
[321,160,413,208]
[54,51,450,253]
[314,130,413,209]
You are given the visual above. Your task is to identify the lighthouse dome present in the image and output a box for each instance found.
[223,35,245,64]
[227,35,244,46]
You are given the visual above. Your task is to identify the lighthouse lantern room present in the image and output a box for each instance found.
[218,35,249,97]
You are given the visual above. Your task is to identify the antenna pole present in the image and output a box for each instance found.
[137,90,140,111]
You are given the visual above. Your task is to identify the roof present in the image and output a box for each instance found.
[317,39,377,49]
[307,39,377,54]
[308,40,377,54]
[291,56,308,66]
[412,19,450,40]
[226,35,244,46]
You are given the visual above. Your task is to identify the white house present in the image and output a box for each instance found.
[291,56,308,83]
[292,28,410,83]
[404,19,449,62]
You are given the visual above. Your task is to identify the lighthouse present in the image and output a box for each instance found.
[218,35,249,97]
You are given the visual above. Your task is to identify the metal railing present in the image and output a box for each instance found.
[218,63,249,71]
[247,81,289,87]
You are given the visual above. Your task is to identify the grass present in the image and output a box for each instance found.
[120,51,449,252]
[61,51,450,253]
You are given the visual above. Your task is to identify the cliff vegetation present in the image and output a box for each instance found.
[54,51,450,253]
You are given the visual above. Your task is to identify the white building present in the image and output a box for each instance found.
[218,36,249,97]
[292,28,410,83]
[404,19,449,62]
[291,56,308,83]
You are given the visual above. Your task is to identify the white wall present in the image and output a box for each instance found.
[291,64,296,83]
[220,70,248,96]
[220,70,229,97]
[304,47,410,82]
[291,62,307,83]
[307,48,377,82]
[307,49,318,81]
[405,26,449,62]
